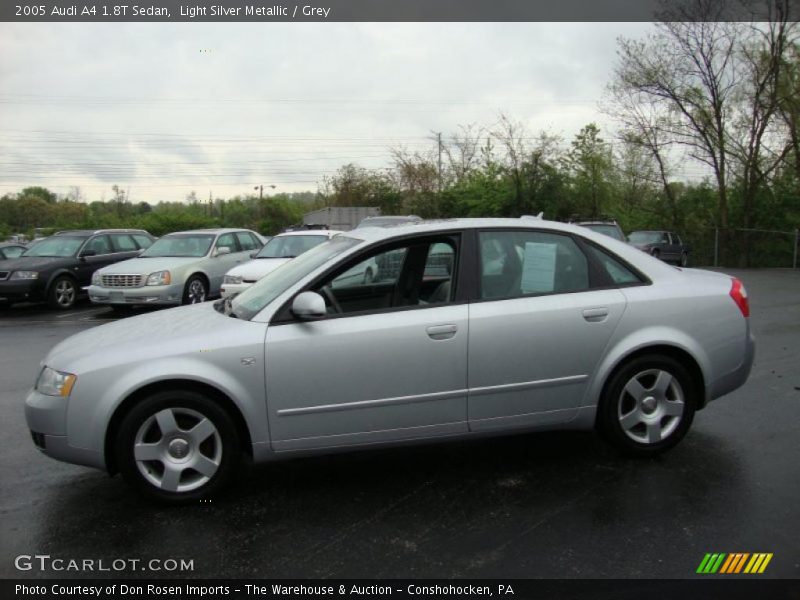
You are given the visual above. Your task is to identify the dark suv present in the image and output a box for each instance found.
[0,229,155,310]
[628,230,691,266]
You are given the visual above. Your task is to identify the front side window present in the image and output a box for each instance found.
[478,231,588,299]
[83,235,111,255]
[22,236,86,258]
[314,237,457,316]
[141,234,215,258]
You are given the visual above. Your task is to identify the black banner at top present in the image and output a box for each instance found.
[2,0,799,23]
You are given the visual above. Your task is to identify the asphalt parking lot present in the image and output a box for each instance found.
[0,269,798,579]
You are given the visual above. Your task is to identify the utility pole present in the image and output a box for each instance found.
[437,132,443,192]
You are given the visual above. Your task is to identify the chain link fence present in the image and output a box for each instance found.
[688,228,799,268]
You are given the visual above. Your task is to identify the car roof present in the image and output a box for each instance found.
[54,229,150,236]
[345,217,602,242]
[275,230,344,237]
[164,228,253,236]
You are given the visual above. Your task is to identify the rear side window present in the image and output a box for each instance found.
[478,231,589,299]
[236,232,259,251]
[132,234,153,249]
[111,234,137,252]
[584,244,642,286]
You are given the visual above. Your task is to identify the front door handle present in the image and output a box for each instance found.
[426,324,457,340]
[582,308,609,322]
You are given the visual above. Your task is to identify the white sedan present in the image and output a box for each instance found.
[221,230,342,298]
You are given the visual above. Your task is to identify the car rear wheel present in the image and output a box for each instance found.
[115,390,241,503]
[48,276,77,310]
[680,252,689,267]
[183,275,207,305]
[598,355,696,456]
[651,249,660,260]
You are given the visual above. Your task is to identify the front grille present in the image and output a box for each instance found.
[101,274,144,288]
[0,271,9,281]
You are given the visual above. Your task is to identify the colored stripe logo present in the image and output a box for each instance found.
[697,553,773,574]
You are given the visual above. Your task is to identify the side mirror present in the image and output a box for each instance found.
[215,246,231,257]
[291,291,327,320]
[80,249,97,258]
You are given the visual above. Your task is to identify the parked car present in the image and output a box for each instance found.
[0,242,27,260]
[221,230,342,298]
[0,229,155,309]
[355,215,422,228]
[25,217,754,502]
[568,217,627,242]
[87,228,263,309]
[628,230,691,266]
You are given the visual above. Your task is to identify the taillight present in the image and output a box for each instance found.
[729,278,750,318]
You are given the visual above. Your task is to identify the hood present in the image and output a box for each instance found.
[226,258,289,280]
[45,301,265,373]
[0,255,71,271]
[99,256,203,275]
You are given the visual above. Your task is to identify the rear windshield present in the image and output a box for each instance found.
[628,231,665,244]
[256,235,329,259]
[581,224,625,241]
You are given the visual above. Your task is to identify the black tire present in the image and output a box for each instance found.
[597,354,697,457]
[651,249,661,260]
[182,275,208,305]
[115,389,242,503]
[680,252,689,267]
[47,275,77,310]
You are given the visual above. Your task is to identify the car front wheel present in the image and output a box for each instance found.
[48,276,77,310]
[598,355,696,456]
[115,390,241,503]
[183,275,207,305]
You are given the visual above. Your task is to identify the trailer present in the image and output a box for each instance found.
[302,206,380,231]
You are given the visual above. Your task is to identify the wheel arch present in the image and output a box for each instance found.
[104,379,253,475]
[592,343,707,429]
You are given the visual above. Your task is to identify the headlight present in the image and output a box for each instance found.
[91,271,102,285]
[10,271,39,280]
[36,367,77,397]
[146,270,171,286]
[223,274,243,285]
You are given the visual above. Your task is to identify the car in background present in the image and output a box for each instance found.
[568,217,627,242]
[24,217,754,502]
[355,215,422,229]
[0,229,155,309]
[88,228,263,309]
[221,229,342,298]
[0,242,27,260]
[628,230,691,266]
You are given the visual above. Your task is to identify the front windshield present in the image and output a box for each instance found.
[231,236,361,320]
[256,235,328,259]
[22,236,84,258]
[141,234,215,258]
[628,231,664,244]
[582,224,625,241]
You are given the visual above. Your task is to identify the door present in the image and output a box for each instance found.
[264,235,468,451]
[207,232,245,293]
[468,230,627,431]
[76,235,116,286]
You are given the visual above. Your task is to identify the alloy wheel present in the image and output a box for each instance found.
[617,368,685,444]
[133,407,222,493]
[188,279,206,303]
[55,279,76,307]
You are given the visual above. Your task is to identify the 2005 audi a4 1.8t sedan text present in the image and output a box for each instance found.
[25,217,755,502]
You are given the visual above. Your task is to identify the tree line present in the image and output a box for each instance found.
[1,1,798,266]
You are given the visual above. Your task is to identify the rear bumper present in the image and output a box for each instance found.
[88,283,184,306]
[707,330,756,404]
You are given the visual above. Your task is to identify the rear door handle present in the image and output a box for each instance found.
[426,324,457,340]
[582,308,609,322]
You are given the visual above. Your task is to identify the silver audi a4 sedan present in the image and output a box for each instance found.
[25,218,755,502]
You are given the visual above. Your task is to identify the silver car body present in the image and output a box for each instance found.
[26,218,754,471]
[87,228,261,306]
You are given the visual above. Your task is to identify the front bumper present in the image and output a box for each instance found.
[87,283,184,306]
[0,278,44,303]
[220,281,254,298]
[24,388,105,470]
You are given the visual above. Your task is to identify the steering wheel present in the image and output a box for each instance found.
[321,285,342,314]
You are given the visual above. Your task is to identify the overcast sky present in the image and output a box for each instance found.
[0,22,661,203]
